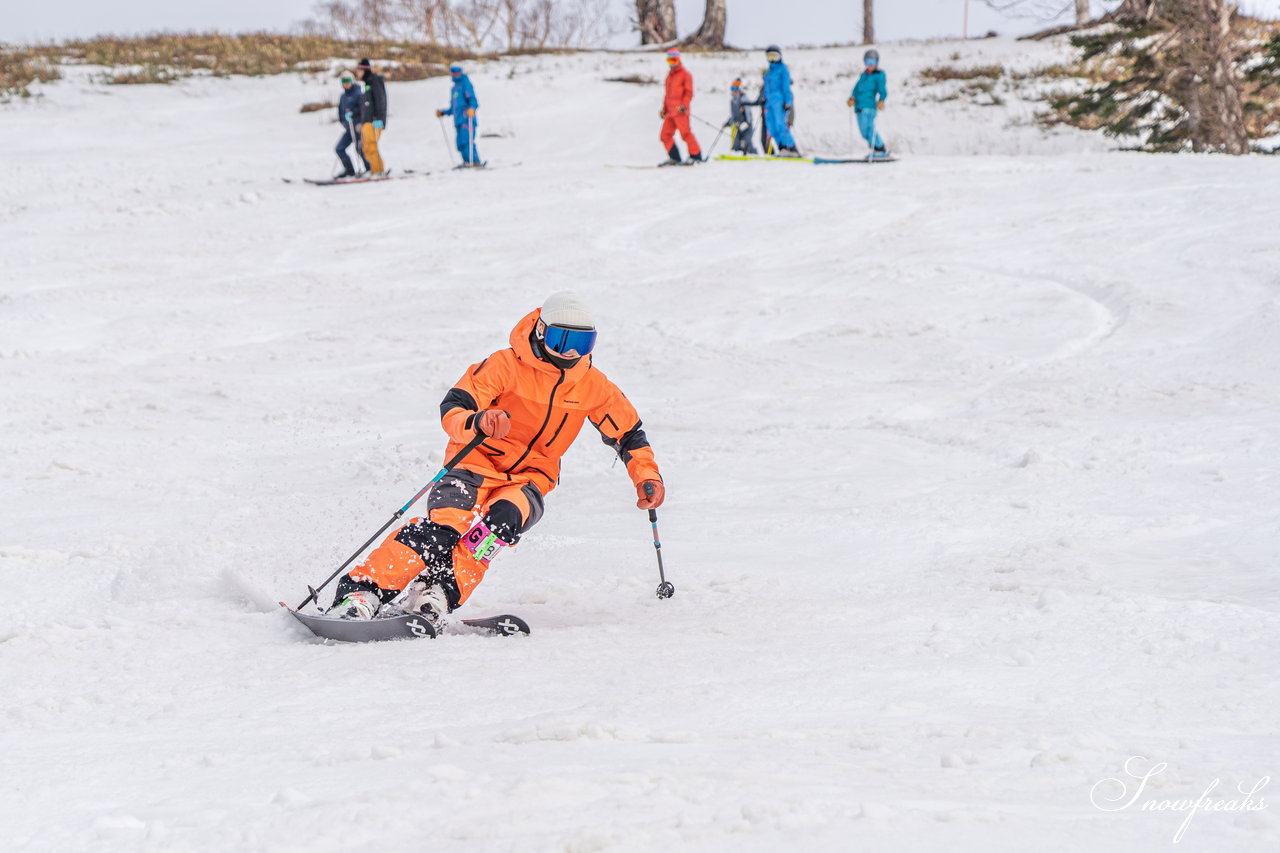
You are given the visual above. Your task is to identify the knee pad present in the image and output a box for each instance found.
[461,499,524,564]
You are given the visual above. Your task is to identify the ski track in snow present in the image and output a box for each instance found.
[2,39,1279,853]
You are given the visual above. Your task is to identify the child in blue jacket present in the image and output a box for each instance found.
[847,49,888,158]
[724,79,759,154]
[335,71,368,177]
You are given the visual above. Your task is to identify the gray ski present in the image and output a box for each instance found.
[281,603,529,642]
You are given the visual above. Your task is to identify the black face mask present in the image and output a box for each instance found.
[530,330,580,370]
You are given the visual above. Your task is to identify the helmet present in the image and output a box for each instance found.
[864,49,880,64]
[666,48,681,64]
[730,78,742,91]
[449,63,463,74]
[765,45,782,62]
[339,71,354,83]
[538,291,597,361]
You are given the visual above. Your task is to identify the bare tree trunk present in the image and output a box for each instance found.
[1158,0,1248,152]
[682,0,726,48]
[863,0,875,45]
[1075,0,1090,25]
[1201,0,1249,153]
[636,0,676,44]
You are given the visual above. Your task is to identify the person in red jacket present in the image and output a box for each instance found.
[329,291,666,625]
[660,49,702,165]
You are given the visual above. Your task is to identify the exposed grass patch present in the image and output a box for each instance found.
[3,32,473,90]
[104,64,187,85]
[604,74,656,85]
[919,64,1004,82]
[60,32,470,77]
[383,62,450,82]
[0,47,62,99]
[300,100,335,114]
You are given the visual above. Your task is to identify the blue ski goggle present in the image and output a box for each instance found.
[865,57,878,66]
[543,324,597,357]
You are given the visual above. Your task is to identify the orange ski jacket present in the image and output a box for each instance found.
[439,309,661,496]
[663,64,693,114]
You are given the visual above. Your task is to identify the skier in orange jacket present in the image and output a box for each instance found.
[329,292,665,624]
[660,49,702,165]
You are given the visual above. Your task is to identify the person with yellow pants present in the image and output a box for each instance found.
[329,292,665,626]
[355,58,388,175]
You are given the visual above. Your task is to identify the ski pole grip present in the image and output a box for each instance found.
[643,482,659,522]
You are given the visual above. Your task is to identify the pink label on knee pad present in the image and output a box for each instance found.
[462,519,507,564]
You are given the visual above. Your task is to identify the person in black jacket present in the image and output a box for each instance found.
[334,70,368,178]
[356,58,388,175]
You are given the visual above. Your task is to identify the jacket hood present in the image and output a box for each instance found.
[508,308,593,378]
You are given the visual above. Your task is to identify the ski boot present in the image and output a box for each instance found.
[659,144,683,167]
[870,145,890,161]
[401,578,451,627]
[329,588,381,620]
[685,152,706,165]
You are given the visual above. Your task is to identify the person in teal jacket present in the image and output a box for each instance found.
[762,45,799,156]
[847,49,888,158]
[437,63,482,166]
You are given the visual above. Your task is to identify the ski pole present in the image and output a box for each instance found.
[705,123,727,158]
[437,114,458,168]
[849,108,856,156]
[643,482,675,599]
[296,432,486,610]
[691,113,722,132]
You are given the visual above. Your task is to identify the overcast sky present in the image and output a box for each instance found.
[3,0,1278,46]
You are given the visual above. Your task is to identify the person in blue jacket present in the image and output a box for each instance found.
[847,49,888,158]
[436,63,482,167]
[334,70,368,178]
[762,45,800,156]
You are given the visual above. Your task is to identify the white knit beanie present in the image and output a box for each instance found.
[540,291,594,329]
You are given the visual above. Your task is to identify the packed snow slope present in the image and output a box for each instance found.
[2,38,1278,853]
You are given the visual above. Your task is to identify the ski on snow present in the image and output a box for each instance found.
[280,602,530,642]
[450,162,521,171]
[813,156,898,164]
[714,153,814,164]
[604,161,705,170]
[282,170,425,186]
[715,154,899,165]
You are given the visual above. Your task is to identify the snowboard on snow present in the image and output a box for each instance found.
[281,602,530,643]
